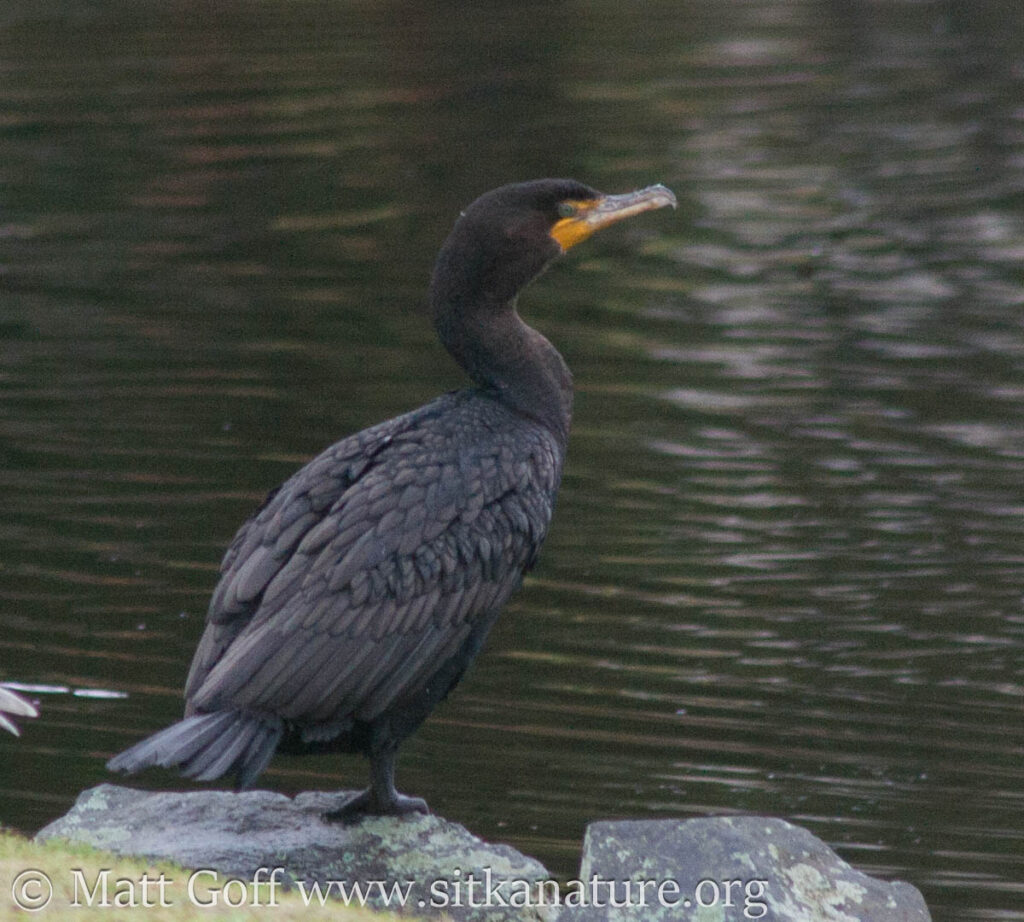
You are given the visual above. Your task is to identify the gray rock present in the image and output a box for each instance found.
[37,784,553,922]
[37,788,933,921]
[559,816,931,922]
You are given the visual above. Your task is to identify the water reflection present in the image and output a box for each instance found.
[1,2,1023,920]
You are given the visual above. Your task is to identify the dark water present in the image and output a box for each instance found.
[2,1,1023,919]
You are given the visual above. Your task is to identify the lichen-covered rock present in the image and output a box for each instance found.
[558,816,931,922]
[36,784,553,922]
[36,788,933,921]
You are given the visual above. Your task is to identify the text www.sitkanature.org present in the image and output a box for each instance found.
[43,866,772,918]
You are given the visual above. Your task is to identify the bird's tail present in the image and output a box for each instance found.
[106,711,283,790]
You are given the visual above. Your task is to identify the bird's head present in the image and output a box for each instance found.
[431,178,677,309]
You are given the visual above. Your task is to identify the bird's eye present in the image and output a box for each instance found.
[557,202,577,219]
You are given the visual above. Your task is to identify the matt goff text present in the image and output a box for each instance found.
[41,865,770,915]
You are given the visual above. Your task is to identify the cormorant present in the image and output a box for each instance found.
[0,685,38,736]
[108,179,676,816]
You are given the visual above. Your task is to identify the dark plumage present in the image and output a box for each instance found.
[108,178,675,816]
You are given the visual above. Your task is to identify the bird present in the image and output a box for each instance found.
[0,685,38,736]
[108,178,676,817]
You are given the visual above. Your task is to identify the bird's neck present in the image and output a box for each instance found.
[433,296,573,446]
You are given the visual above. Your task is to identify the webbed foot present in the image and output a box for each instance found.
[324,787,428,823]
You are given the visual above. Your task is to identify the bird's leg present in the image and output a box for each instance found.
[324,744,428,822]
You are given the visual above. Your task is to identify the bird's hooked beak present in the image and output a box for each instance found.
[550,183,677,252]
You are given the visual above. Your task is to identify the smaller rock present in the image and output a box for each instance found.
[558,816,931,922]
[37,784,553,922]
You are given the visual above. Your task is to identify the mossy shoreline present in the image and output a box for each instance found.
[1,828,409,920]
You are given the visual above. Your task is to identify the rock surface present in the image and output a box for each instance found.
[38,786,933,921]
[37,784,553,921]
[560,816,932,922]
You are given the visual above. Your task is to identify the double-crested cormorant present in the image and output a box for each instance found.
[108,179,676,816]
[0,685,38,736]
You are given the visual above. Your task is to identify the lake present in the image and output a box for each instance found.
[1,2,1022,919]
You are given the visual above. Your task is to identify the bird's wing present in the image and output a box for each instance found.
[186,394,562,725]
[183,406,425,703]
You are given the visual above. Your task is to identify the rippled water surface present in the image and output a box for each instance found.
[2,2,1023,919]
